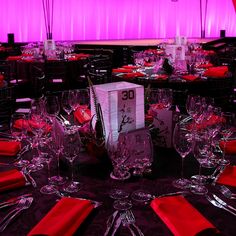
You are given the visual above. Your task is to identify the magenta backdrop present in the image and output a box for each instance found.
[0,0,236,42]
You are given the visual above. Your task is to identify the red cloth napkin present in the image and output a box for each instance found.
[182,75,198,81]
[0,141,21,156]
[144,62,154,67]
[74,106,91,124]
[203,66,229,78]
[27,197,94,236]
[112,68,133,73]
[153,74,168,80]
[219,140,236,155]
[68,53,91,61]
[216,165,236,187]
[0,169,26,192]
[151,196,216,236]
[123,72,146,79]
[0,74,4,81]
[122,65,140,70]
[14,119,51,134]
[7,56,22,61]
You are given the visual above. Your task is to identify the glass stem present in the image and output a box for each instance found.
[57,151,61,177]
[47,161,51,181]
[181,157,184,179]
[70,160,74,182]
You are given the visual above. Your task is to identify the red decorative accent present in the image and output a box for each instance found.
[233,0,236,12]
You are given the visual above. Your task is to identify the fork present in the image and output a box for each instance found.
[121,212,137,236]
[0,197,33,232]
[125,210,144,236]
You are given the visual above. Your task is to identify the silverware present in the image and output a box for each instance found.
[206,195,236,216]
[111,215,122,236]
[0,194,32,209]
[158,191,188,198]
[217,185,236,199]
[60,114,71,126]
[212,194,236,212]
[104,210,119,236]
[124,210,144,236]
[121,212,137,236]
[0,197,33,232]
[22,167,37,188]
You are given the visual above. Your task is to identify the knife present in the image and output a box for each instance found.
[212,194,236,213]
[0,194,32,209]
[104,210,119,236]
[206,195,236,216]
[110,215,122,236]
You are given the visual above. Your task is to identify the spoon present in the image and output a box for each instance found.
[217,185,236,199]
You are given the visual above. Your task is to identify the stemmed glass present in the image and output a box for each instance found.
[172,122,192,189]
[10,113,29,167]
[62,128,81,193]
[44,95,60,121]
[131,133,153,203]
[191,131,209,195]
[106,132,131,205]
[40,137,57,194]
[158,88,173,110]
[218,112,235,165]
[61,90,73,122]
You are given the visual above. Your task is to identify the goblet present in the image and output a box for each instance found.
[172,122,192,189]
[158,88,173,110]
[63,128,81,193]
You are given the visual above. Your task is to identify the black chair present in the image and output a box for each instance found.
[44,60,67,92]
[0,86,15,131]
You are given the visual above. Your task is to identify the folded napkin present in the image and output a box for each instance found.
[203,66,228,78]
[74,106,91,124]
[0,141,21,156]
[14,118,51,134]
[7,56,22,61]
[112,68,133,73]
[153,74,168,80]
[216,165,236,187]
[144,62,154,67]
[122,65,140,70]
[68,53,91,61]
[0,169,26,192]
[151,195,216,236]
[182,74,198,81]
[219,140,236,155]
[27,197,94,236]
[122,72,146,79]
[0,74,4,81]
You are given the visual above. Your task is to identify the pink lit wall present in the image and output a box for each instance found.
[0,0,236,42]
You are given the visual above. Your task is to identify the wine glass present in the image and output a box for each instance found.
[40,137,57,194]
[106,132,130,201]
[191,131,209,195]
[158,88,173,110]
[218,112,235,165]
[10,113,29,167]
[172,122,192,189]
[62,128,81,193]
[131,133,154,203]
[44,95,60,120]
[61,90,73,120]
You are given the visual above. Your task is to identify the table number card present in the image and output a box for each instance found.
[90,82,145,142]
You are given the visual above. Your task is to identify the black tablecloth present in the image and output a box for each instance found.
[0,146,235,236]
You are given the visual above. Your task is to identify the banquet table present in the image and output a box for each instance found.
[0,142,236,236]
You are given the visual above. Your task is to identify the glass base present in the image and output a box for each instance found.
[217,158,230,166]
[172,178,191,189]
[191,175,207,185]
[201,160,217,169]
[40,184,57,194]
[63,181,81,193]
[50,175,67,186]
[27,163,44,172]
[190,184,208,195]
[14,159,29,168]
[110,171,131,180]
[131,190,153,203]
[113,199,132,211]
[109,188,129,200]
